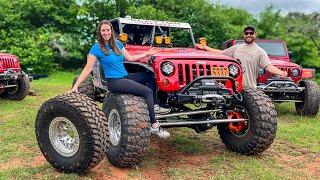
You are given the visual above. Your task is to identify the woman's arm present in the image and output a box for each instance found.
[69,54,97,92]
[122,47,159,62]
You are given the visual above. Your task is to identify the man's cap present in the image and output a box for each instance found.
[244,25,256,32]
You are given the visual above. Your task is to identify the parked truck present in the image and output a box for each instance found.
[221,39,319,116]
[0,52,30,100]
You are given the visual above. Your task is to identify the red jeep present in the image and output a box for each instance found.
[36,17,278,173]
[221,39,319,116]
[0,52,30,100]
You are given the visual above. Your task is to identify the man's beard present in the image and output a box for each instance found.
[244,37,255,44]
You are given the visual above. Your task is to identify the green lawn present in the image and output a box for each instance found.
[0,71,319,179]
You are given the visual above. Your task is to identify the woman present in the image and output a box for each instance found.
[70,20,170,138]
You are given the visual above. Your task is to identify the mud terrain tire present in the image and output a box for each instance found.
[72,76,95,100]
[102,93,151,167]
[1,75,30,100]
[295,80,320,117]
[217,89,277,155]
[35,93,108,173]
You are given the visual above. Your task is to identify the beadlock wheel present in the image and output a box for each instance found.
[108,109,121,146]
[49,117,80,157]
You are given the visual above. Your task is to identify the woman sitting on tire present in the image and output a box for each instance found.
[70,20,170,139]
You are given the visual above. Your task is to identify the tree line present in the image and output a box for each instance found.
[0,0,319,73]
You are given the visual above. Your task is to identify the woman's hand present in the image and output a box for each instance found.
[67,86,79,94]
[146,47,160,56]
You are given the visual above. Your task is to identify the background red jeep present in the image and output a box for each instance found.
[221,39,319,116]
[0,52,30,100]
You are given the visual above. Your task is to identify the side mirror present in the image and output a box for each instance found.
[288,51,293,58]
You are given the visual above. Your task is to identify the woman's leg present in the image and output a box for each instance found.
[106,78,156,124]
[126,72,156,103]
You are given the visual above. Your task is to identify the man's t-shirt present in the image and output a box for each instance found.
[89,40,128,78]
[223,43,271,88]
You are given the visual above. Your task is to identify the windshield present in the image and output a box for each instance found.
[235,41,287,56]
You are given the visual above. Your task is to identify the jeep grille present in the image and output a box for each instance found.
[0,57,16,69]
[178,63,228,86]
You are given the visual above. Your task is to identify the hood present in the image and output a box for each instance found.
[270,60,300,68]
[0,52,17,58]
[126,45,237,62]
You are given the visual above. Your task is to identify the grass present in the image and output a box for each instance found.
[0,71,320,179]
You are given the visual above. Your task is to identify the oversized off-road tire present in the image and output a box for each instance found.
[217,89,277,155]
[102,93,151,167]
[72,76,95,100]
[295,80,320,117]
[35,93,109,173]
[0,75,30,100]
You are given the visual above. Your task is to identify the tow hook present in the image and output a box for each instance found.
[201,94,225,103]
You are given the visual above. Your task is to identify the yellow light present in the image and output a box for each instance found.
[199,37,207,45]
[119,33,128,43]
[155,36,163,45]
[164,37,171,45]
[235,81,240,88]
[162,79,169,86]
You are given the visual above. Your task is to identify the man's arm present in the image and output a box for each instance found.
[265,64,288,78]
[195,43,223,54]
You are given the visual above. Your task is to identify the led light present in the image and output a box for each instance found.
[258,67,265,76]
[164,37,171,45]
[161,61,175,76]
[199,37,207,45]
[119,33,128,43]
[291,68,300,77]
[155,36,163,45]
[229,64,239,77]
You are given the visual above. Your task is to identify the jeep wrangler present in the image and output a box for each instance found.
[221,39,320,116]
[0,52,30,100]
[36,17,277,173]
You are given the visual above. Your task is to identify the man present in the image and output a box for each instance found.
[196,25,287,89]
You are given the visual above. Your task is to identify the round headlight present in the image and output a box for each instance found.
[291,68,300,77]
[258,67,265,76]
[229,64,239,78]
[161,61,175,76]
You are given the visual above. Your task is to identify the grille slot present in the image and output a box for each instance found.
[178,63,228,86]
[0,58,15,69]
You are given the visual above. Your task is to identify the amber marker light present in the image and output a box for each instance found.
[162,79,169,86]
[164,37,171,45]
[119,33,128,43]
[199,37,207,45]
[235,81,240,88]
[155,36,163,45]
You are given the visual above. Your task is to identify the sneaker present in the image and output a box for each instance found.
[150,124,170,139]
[154,104,171,114]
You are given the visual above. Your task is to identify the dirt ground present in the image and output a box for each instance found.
[1,136,319,180]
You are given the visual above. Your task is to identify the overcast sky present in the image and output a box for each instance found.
[210,0,320,15]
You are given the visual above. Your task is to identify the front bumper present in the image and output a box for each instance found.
[170,76,242,105]
[257,77,304,93]
[0,68,23,88]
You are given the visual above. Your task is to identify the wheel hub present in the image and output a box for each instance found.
[49,117,80,157]
[108,109,121,146]
[228,111,248,133]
